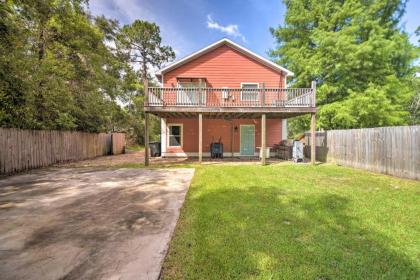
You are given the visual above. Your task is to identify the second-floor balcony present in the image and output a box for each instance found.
[146,87,315,108]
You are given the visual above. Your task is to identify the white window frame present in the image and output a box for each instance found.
[240,82,259,101]
[167,124,183,147]
[177,81,202,88]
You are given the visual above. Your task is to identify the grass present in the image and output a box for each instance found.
[125,144,144,151]
[161,163,420,279]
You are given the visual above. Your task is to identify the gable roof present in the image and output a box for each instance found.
[156,38,294,78]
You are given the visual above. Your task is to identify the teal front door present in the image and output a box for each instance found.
[240,125,255,156]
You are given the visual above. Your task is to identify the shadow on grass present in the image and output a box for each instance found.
[163,186,418,279]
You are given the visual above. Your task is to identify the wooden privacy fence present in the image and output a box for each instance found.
[111,133,126,155]
[0,128,126,174]
[305,126,420,180]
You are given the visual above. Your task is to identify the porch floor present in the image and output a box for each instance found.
[57,150,308,168]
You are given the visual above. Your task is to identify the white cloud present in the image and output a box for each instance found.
[89,0,191,56]
[206,15,247,43]
[88,0,192,78]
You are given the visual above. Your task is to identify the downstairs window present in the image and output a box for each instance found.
[168,124,182,147]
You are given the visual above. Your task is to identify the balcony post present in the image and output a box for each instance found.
[261,113,266,165]
[310,80,316,165]
[199,78,202,105]
[261,82,265,107]
[144,78,149,166]
[199,113,203,163]
[310,113,316,165]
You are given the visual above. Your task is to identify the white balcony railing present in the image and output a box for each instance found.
[146,87,315,108]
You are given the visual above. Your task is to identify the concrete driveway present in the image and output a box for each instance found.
[0,167,194,280]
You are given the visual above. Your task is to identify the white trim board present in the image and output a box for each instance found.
[167,123,183,147]
[281,119,288,140]
[240,82,259,87]
[161,118,167,154]
[156,38,294,77]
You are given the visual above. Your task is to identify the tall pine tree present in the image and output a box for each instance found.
[270,0,418,135]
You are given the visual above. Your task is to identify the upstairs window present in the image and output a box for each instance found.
[177,80,206,105]
[168,124,182,147]
[241,83,259,101]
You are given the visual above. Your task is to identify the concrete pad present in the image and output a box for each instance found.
[0,168,194,280]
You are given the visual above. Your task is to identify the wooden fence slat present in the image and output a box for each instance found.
[306,126,419,180]
[0,128,126,175]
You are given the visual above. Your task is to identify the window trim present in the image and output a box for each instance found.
[240,82,259,101]
[167,123,183,147]
[177,81,200,88]
[176,78,207,88]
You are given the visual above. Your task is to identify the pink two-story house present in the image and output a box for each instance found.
[144,39,316,163]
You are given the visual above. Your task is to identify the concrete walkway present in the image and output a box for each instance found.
[0,167,194,280]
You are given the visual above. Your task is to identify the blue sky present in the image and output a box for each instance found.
[89,0,419,61]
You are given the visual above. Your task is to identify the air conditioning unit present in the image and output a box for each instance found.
[292,140,304,162]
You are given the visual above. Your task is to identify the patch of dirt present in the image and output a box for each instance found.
[56,150,189,168]
[55,150,289,168]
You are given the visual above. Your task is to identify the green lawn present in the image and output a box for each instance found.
[125,144,144,151]
[161,163,420,279]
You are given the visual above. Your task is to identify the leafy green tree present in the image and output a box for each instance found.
[116,20,175,144]
[0,0,36,128]
[117,20,175,83]
[0,1,175,145]
[270,0,418,135]
[408,74,420,125]
[0,0,128,132]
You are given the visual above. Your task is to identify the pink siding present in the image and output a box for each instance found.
[166,118,282,154]
[162,43,285,156]
[163,45,285,87]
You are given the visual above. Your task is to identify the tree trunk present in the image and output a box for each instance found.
[36,20,47,124]
[38,22,46,61]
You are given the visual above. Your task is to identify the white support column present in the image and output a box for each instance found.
[261,113,266,165]
[311,80,317,165]
[199,113,203,163]
[281,119,288,140]
[144,79,149,166]
[311,113,316,165]
[160,118,167,157]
